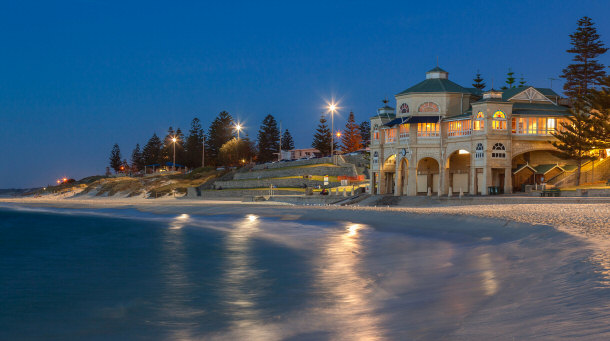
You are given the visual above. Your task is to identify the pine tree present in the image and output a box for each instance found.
[587,75,610,149]
[109,143,122,173]
[174,128,185,165]
[501,68,516,90]
[162,126,176,164]
[281,129,295,151]
[257,114,280,163]
[142,133,163,166]
[206,111,235,166]
[130,143,144,171]
[340,111,363,153]
[519,74,527,87]
[472,71,486,90]
[359,121,371,146]
[551,100,596,186]
[560,16,608,99]
[312,115,334,156]
[185,117,204,168]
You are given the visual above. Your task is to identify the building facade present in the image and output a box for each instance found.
[370,67,573,196]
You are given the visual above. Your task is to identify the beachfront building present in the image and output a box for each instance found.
[370,67,574,196]
[280,148,320,160]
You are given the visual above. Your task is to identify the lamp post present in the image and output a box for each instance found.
[235,123,242,140]
[171,137,177,171]
[202,136,205,168]
[328,103,337,163]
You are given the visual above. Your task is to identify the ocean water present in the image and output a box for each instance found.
[1,205,609,340]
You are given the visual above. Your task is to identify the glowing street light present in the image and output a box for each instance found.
[171,136,177,171]
[336,131,341,138]
[234,123,242,140]
[327,101,339,163]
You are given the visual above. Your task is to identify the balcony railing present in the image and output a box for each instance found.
[399,132,409,139]
[448,129,472,137]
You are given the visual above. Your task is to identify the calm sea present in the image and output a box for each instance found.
[1,205,609,340]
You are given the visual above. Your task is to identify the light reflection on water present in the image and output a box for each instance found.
[314,223,385,340]
[159,214,202,340]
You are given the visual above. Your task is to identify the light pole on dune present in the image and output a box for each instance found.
[235,123,242,140]
[171,137,177,172]
[328,102,337,163]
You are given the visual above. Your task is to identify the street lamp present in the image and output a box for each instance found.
[327,101,339,162]
[171,137,177,171]
[234,123,242,140]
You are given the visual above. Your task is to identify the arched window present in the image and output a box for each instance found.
[474,111,485,131]
[491,143,506,158]
[373,151,379,164]
[475,143,484,159]
[400,103,409,114]
[492,110,507,130]
[418,102,439,112]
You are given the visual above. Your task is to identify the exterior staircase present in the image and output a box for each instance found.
[550,157,610,187]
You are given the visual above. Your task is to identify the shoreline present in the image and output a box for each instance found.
[2,195,609,241]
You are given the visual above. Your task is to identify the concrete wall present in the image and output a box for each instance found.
[234,165,356,180]
[213,177,339,189]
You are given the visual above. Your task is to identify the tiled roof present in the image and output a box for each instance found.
[397,78,472,95]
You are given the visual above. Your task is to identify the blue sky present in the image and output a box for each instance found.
[1,0,609,188]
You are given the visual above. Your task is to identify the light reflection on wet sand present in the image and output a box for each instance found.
[314,223,386,340]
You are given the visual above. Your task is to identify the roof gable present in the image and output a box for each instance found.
[505,86,555,104]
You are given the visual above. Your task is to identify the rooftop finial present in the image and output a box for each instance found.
[382,98,388,105]
[436,56,439,67]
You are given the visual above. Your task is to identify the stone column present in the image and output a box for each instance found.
[407,166,418,196]
[378,172,386,194]
[504,167,512,194]
[482,166,492,195]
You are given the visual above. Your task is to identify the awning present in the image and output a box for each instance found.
[383,115,441,127]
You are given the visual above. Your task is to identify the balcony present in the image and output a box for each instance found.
[448,129,471,137]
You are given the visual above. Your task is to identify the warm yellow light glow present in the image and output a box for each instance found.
[172,137,177,143]
[235,124,242,131]
[458,149,470,154]
[177,214,190,220]
[247,214,258,222]
[62,178,67,182]
[336,132,341,137]
[346,224,363,237]
[327,100,340,113]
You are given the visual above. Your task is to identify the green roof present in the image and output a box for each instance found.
[370,112,396,119]
[512,102,571,116]
[427,66,447,73]
[501,86,560,101]
[534,164,563,174]
[465,87,483,96]
[397,78,472,96]
[562,164,578,172]
[443,112,472,121]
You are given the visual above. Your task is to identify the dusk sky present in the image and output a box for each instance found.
[1,0,609,188]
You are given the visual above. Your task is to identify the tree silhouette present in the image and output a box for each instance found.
[561,16,608,99]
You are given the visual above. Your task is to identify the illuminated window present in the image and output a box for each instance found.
[492,110,507,130]
[418,102,440,112]
[491,143,506,158]
[385,128,396,143]
[400,103,409,114]
[473,111,485,131]
[448,120,472,137]
[373,124,379,141]
[417,122,439,137]
[399,123,410,139]
[475,143,484,159]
